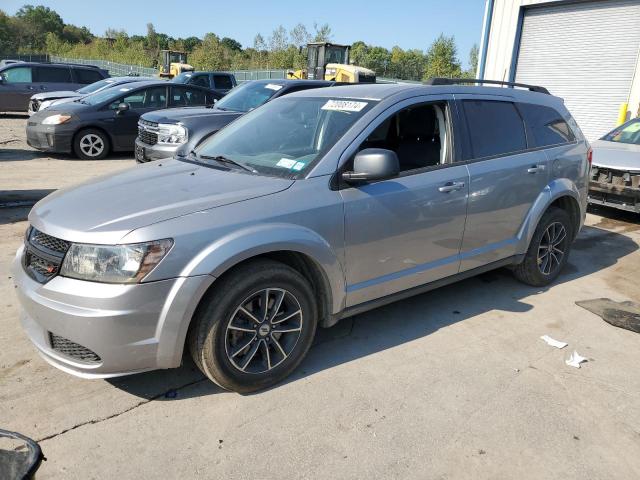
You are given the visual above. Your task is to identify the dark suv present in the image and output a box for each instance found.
[26,80,221,159]
[0,62,109,112]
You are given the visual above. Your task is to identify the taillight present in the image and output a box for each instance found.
[587,147,593,166]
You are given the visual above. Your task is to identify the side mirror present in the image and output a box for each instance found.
[0,75,6,84]
[116,102,129,114]
[342,148,400,183]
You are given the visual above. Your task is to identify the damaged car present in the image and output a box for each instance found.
[588,117,640,213]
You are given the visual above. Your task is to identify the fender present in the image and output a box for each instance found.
[179,223,346,314]
[515,178,582,254]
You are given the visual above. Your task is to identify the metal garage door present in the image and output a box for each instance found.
[514,0,640,140]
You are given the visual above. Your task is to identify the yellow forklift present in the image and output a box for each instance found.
[158,50,194,79]
[288,42,376,83]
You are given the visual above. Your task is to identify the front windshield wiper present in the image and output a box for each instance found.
[198,153,258,174]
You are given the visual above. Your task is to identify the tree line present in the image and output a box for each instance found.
[0,4,478,80]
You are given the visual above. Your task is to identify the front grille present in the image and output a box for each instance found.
[139,129,158,145]
[49,333,101,363]
[31,229,70,255]
[591,167,640,188]
[138,119,159,145]
[22,227,69,284]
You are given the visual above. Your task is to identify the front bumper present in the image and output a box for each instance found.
[588,181,640,213]
[134,138,179,163]
[12,245,213,378]
[25,121,73,153]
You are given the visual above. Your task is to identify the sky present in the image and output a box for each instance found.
[3,0,486,67]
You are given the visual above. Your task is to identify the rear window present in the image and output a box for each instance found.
[462,100,527,159]
[213,75,233,90]
[519,103,575,147]
[75,68,104,84]
[35,66,72,83]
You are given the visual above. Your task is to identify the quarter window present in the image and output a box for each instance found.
[518,103,575,147]
[462,100,526,159]
[35,67,72,83]
[75,69,104,84]
[2,67,32,83]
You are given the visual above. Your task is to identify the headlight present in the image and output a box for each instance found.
[157,123,187,145]
[325,67,337,76]
[39,100,53,111]
[42,114,72,125]
[60,239,173,283]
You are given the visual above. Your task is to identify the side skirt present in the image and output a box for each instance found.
[325,255,523,327]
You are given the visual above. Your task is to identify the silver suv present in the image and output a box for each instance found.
[13,80,590,393]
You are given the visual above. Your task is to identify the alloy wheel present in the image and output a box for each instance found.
[537,221,567,275]
[79,133,104,157]
[224,288,303,374]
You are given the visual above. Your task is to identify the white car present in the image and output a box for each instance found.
[589,117,640,213]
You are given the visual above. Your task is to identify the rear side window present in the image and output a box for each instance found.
[462,100,526,159]
[518,103,575,147]
[189,74,210,88]
[170,86,209,107]
[213,75,233,90]
[2,67,32,83]
[75,68,104,84]
[35,66,72,83]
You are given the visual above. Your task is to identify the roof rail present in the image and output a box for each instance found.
[424,77,550,95]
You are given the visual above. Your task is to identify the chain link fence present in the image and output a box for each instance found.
[49,55,158,77]
[0,53,50,63]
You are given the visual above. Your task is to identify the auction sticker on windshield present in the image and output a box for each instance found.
[265,84,283,91]
[321,100,368,112]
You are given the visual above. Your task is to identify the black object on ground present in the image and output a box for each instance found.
[0,429,44,480]
[576,298,640,334]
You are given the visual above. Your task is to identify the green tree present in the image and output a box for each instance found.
[313,22,332,42]
[0,10,18,52]
[61,25,92,44]
[466,43,479,78]
[423,34,462,80]
[14,4,64,50]
[221,37,242,51]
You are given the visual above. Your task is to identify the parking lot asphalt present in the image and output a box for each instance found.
[1,114,640,479]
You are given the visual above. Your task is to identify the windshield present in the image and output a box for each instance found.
[325,46,348,64]
[193,97,376,177]
[602,118,640,145]
[77,78,116,94]
[214,81,283,113]
[79,85,140,106]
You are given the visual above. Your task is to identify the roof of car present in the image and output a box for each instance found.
[288,82,562,104]
[0,62,104,70]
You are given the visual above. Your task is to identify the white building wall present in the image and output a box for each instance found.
[482,0,640,120]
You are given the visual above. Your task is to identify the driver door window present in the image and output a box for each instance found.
[110,87,167,110]
[3,67,32,83]
[355,102,449,173]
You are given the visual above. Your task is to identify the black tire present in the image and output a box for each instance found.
[188,259,318,393]
[513,206,573,287]
[73,128,109,160]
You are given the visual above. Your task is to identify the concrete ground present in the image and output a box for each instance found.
[1,115,640,479]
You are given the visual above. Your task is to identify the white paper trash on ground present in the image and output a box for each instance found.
[566,351,588,368]
[540,335,568,349]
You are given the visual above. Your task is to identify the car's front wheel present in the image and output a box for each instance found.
[189,259,318,393]
[73,128,109,160]
[513,206,573,287]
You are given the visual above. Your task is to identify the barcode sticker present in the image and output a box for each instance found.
[321,100,368,112]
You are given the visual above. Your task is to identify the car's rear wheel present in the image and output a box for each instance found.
[74,129,109,160]
[513,206,573,287]
[188,259,317,393]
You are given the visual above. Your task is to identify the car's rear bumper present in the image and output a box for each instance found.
[135,138,178,163]
[25,122,73,153]
[588,181,640,213]
[12,244,214,378]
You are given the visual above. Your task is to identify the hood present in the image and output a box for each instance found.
[591,139,640,172]
[142,107,242,124]
[31,90,80,101]
[29,159,294,244]
[31,100,91,120]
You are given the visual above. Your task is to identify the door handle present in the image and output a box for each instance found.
[527,164,545,174]
[438,181,465,193]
